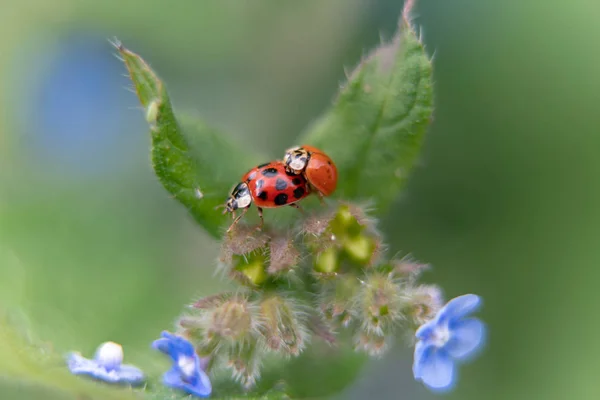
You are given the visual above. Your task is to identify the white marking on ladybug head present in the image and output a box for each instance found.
[229,182,252,210]
[284,146,309,172]
[236,192,252,209]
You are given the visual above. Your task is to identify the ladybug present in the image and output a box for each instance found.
[283,145,338,200]
[223,160,311,232]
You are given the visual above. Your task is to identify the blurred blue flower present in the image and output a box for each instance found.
[66,341,145,385]
[412,294,486,392]
[152,331,212,398]
[13,32,146,175]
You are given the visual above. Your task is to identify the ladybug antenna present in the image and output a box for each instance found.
[215,203,232,215]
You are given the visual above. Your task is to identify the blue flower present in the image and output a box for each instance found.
[152,331,212,398]
[412,294,486,392]
[66,341,145,386]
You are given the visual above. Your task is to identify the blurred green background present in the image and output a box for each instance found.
[1,0,599,399]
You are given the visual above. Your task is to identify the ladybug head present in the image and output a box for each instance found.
[224,182,252,213]
[284,146,309,174]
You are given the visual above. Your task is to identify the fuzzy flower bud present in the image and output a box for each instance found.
[317,275,360,327]
[303,203,383,276]
[208,298,258,343]
[309,203,382,270]
[392,258,430,284]
[180,294,265,389]
[180,294,261,356]
[219,225,270,287]
[333,204,382,267]
[343,234,379,265]
[220,225,303,286]
[231,250,269,287]
[314,246,340,274]
[404,284,444,328]
[354,331,391,358]
[267,234,300,276]
[226,340,262,390]
[329,203,377,238]
[354,273,404,336]
[259,295,309,357]
[302,211,340,274]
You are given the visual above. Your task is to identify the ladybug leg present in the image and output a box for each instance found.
[227,208,248,233]
[256,207,264,231]
[308,183,326,206]
[288,203,306,215]
[316,191,326,206]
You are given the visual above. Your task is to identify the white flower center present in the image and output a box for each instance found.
[178,356,196,378]
[431,325,451,348]
[95,341,123,371]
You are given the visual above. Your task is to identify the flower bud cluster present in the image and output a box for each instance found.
[303,203,382,275]
[179,293,263,388]
[176,201,446,390]
[218,225,300,287]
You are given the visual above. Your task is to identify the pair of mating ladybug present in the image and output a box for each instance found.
[222,145,338,232]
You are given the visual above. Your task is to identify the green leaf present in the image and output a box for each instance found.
[299,3,433,213]
[114,41,258,239]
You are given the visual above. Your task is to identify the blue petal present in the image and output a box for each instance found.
[152,331,195,360]
[163,366,212,398]
[415,319,437,341]
[152,331,177,354]
[412,340,433,379]
[163,367,186,388]
[67,353,102,376]
[437,294,481,325]
[66,353,144,386]
[116,364,146,385]
[446,318,486,361]
[151,337,172,355]
[414,347,456,391]
[196,367,212,395]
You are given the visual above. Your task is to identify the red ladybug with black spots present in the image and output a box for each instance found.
[222,160,311,232]
[283,145,337,201]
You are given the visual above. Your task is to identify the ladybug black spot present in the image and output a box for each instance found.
[256,179,265,189]
[257,162,270,168]
[262,168,278,177]
[275,178,288,191]
[292,177,302,185]
[274,193,288,205]
[258,191,268,201]
[293,187,305,199]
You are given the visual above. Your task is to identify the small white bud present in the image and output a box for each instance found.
[94,341,123,371]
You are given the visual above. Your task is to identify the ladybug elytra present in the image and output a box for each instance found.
[223,160,311,232]
[283,145,338,200]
